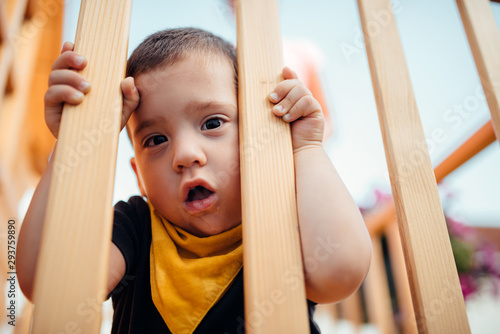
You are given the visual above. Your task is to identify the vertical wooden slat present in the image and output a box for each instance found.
[327,303,339,323]
[13,303,33,334]
[0,0,53,222]
[25,0,40,19]
[385,222,417,334]
[31,1,132,332]
[0,31,13,99]
[25,0,63,175]
[4,0,29,30]
[364,236,396,334]
[0,0,29,101]
[357,0,470,332]
[342,290,364,331]
[236,0,309,332]
[1,0,14,93]
[456,0,500,143]
[0,10,43,180]
[5,68,14,93]
[0,0,7,43]
[0,0,8,100]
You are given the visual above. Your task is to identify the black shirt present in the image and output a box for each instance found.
[109,196,320,333]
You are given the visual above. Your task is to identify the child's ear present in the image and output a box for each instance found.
[130,157,147,197]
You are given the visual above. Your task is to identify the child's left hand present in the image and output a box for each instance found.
[269,67,324,153]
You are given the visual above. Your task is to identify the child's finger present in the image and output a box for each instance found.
[268,78,302,103]
[44,84,85,107]
[48,69,91,93]
[283,95,322,123]
[52,51,87,71]
[271,84,311,117]
[60,41,74,54]
[121,77,140,129]
[44,85,86,138]
[282,66,299,80]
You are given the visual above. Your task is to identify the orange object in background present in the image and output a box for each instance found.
[284,40,333,142]
[227,0,334,142]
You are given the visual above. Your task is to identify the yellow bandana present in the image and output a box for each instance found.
[148,201,243,334]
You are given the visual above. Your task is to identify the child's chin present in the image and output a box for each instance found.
[193,220,240,237]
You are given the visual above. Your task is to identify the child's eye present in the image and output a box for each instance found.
[144,135,167,147]
[202,118,223,130]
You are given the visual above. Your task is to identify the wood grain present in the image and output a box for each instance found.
[456,0,500,144]
[0,1,7,43]
[31,1,132,332]
[364,236,396,334]
[25,0,63,175]
[357,0,470,332]
[0,7,43,180]
[385,222,417,334]
[0,0,29,101]
[236,0,309,332]
[341,290,363,329]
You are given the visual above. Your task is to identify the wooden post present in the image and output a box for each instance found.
[236,0,310,332]
[25,0,63,175]
[0,6,43,183]
[364,236,396,334]
[385,222,417,334]
[357,0,470,332]
[25,0,40,19]
[342,290,363,331]
[0,1,7,43]
[14,303,34,334]
[5,0,32,92]
[456,0,500,143]
[0,0,32,98]
[31,1,132,332]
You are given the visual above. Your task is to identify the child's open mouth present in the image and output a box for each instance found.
[184,185,216,212]
[187,186,213,202]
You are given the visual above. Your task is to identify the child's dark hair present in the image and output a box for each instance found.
[125,27,238,141]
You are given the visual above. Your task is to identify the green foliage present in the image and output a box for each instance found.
[449,235,474,274]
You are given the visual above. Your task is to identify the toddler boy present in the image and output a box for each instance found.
[18,28,371,333]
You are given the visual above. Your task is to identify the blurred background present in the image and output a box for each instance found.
[1,0,500,333]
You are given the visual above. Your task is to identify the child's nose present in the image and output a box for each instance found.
[172,140,207,172]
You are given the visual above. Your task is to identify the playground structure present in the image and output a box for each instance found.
[1,0,499,333]
[0,0,63,330]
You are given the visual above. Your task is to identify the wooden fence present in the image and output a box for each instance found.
[0,0,62,331]
[2,0,499,333]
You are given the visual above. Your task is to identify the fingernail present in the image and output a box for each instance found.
[74,91,84,100]
[274,105,283,113]
[80,81,91,91]
[270,92,278,101]
[75,56,85,66]
[283,113,291,121]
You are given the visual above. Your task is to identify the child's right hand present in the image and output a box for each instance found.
[45,41,140,139]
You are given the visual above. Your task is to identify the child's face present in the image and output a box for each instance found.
[128,54,241,237]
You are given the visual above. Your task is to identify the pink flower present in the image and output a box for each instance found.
[459,274,477,300]
[447,217,475,242]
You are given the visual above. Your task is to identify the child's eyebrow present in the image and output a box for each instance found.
[134,101,237,137]
[184,100,236,114]
[134,116,165,137]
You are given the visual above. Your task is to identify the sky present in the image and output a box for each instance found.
[59,0,500,227]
